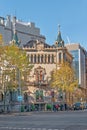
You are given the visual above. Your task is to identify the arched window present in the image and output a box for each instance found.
[59,53,61,63]
[31,55,33,63]
[45,55,47,63]
[41,55,43,63]
[63,53,66,61]
[48,55,50,63]
[34,67,46,82]
[38,55,40,63]
[34,55,36,63]
[52,54,54,63]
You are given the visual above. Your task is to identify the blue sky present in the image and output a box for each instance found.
[0,0,87,49]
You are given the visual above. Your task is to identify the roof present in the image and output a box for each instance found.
[23,40,52,48]
[54,25,64,48]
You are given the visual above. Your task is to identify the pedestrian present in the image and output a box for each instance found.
[64,103,67,111]
[60,104,63,111]
[55,104,59,111]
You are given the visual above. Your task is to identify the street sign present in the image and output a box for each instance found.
[17,95,23,102]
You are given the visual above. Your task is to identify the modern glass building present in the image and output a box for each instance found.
[66,43,86,89]
[70,50,79,80]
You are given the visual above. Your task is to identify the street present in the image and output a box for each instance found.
[0,110,87,130]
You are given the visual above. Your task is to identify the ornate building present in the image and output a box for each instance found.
[23,27,73,104]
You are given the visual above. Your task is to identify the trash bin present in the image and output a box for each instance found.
[21,105,24,112]
[46,104,52,111]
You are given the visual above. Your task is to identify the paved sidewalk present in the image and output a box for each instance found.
[0,109,87,116]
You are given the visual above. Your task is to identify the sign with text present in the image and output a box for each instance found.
[17,95,23,102]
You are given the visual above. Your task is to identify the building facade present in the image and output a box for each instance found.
[0,15,87,109]
[23,28,73,104]
[0,15,45,46]
[65,44,86,89]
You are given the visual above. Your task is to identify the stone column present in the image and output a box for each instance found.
[43,54,45,63]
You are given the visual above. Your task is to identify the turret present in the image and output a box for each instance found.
[55,25,64,47]
[12,31,20,46]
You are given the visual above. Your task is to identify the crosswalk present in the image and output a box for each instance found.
[0,127,65,130]
[1,127,87,130]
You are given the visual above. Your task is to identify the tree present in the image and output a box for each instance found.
[51,62,78,104]
[0,43,33,100]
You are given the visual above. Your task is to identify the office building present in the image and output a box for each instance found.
[66,43,86,89]
[0,15,45,46]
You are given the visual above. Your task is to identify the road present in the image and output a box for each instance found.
[0,110,87,130]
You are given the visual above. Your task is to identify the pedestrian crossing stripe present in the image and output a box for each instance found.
[0,127,65,130]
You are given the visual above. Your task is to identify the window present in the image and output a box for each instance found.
[63,53,66,61]
[34,66,46,82]
[45,55,47,63]
[52,54,54,63]
[38,55,40,63]
[48,55,50,63]
[41,55,43,63]
[59,53,61,63]
[31,55,33,63]
[34,55,36,63]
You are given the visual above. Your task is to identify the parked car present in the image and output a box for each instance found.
[84,103,87,109]
[73,102,84,110]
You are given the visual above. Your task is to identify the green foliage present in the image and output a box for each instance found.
[4,44,29,70]
[51,62,78,92]
[0,44,33,92]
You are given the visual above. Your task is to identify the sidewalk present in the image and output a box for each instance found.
[0,110,55,116]
[0,109,87,116]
